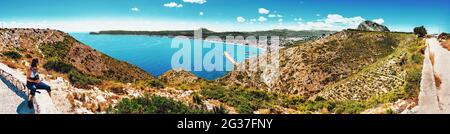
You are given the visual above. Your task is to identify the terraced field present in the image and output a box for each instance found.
[318,33,424,102]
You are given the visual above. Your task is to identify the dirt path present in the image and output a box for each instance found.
[417,38,450,114]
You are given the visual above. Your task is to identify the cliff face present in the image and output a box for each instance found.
[0,28,152,84]
[357,21,390,32]
[220,30,417,98]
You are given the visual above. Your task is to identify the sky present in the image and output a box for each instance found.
[0,0,449,33]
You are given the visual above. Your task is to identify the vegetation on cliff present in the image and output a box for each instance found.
[107,95,211,114]
[200,84,275,114]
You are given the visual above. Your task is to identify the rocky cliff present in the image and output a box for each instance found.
[357,21,390,32]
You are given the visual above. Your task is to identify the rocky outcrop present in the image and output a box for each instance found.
[159,69,205,85]
[357,21,390,32]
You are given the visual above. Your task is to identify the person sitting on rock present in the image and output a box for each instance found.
[26,58,51,108]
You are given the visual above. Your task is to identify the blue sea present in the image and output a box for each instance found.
[70,33,262,80]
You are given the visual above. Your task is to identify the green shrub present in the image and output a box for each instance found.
[192,93,203,105]
[201,85,226,99]
[408,53,423,64]
[25,54,32,58]
[109,95,210,114]
[176,84,193,91]
[296,99,334,113]
[404,67,421,98]
[44,58,74,73]
[41,39,71,58]
[212,105,229,114]
[68,70,100,88]
[333,101,366,114]
[3,51,22,59]
[143,79,165,89]
[406,68,421,84]
[236,104,253,114]
[413,26,427,38]
[200,85,274,114]
[386,108,395,114]
[282,95,307,107]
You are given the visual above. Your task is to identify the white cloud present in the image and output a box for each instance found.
[372,18,384,24]
[236,16,246,23]
[183,0,207,4]
[294,14,366,31]
[131,7,139,12]
[296,21,338,31]
[316,14,320,17]
[258,8,270,14]
[164,2,183,8]
[278,19,283,22]
[268,14,282,18]
[294,18,302,21]
[250,19,257,22]
[258,16,267,22]
[324,14,365,26]
[199,12,204,16]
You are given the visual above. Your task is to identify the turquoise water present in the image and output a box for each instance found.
[70,33,262,80]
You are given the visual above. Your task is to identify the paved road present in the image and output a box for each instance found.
[0,76,34,114]
[417,38,450,114]
[429,38,450,113]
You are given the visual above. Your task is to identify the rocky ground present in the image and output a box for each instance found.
[317,51,407,101]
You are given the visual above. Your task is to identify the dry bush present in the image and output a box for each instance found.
[441,40,450,51]
[434,74,442,88]
[430,52,435,66]
[2,61,18,69]
[100,81,128,95]
[420,45,426,54]
[66,92,75,109]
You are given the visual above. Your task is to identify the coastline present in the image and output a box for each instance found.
[73,32,265,80]
[88,32,269,51]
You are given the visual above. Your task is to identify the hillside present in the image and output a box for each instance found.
[218,29,425,113]
[0,28,153,87]
[221,30,400,95]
